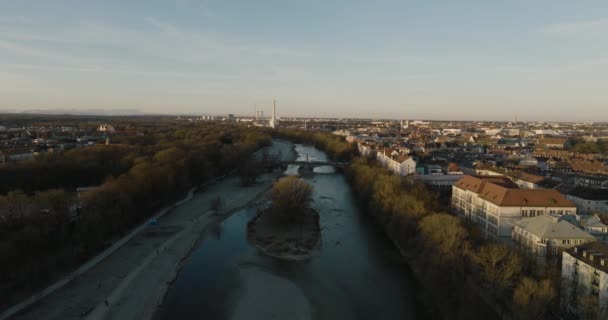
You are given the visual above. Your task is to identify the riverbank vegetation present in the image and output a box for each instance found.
[0,122,271,310]
[346,157,559,320]
[247,176,320,260]
[271,128,559,320]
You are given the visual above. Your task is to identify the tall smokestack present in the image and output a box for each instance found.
[273,99,276,120]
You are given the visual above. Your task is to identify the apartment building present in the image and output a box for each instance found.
[452,175,577,241]
[561,242,608,318]
[376,149,416,176]
[566,187,608,214]
[512,214,595,262]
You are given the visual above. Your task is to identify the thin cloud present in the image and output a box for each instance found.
[541,18,608,35]
[0,17,312,82]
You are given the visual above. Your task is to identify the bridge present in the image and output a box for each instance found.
[261,153,348,171]
[278,160,348,168]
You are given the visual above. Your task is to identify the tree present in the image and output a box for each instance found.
[269,176,313,221]
[513,277,556,320]
[237,159,263,186]
[418,213,470,262]
[4,190,29,220]
[473,244,522,294]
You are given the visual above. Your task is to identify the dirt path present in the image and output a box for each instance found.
[9,140,296,320]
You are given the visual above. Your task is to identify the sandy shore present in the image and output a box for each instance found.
[10,140,296,320]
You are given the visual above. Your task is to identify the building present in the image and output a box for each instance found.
[566,187,608,214]
[578,215,608,243]
[376,149,416,176]
[573,174,608,190]
[0,148,35,163]
[356,143,377,157]
[452,175,577,241]
[540,136,568,149]
[413,174,464,189]
[569,159,608,176]
[512,172,547,190]
[97,124,115,134]
[512,214,595,262]
[561,242,608,318]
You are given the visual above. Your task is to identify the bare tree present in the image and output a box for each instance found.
[473,244,522,294]
[512,277,556,320]
[269,176,313,222]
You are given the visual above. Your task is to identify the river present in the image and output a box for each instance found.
[154,143,428,320]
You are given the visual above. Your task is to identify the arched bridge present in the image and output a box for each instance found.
[279,160,348,168]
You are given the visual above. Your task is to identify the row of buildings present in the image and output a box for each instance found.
[338,119,607,318]
[0,123,143,164]
[449,176,608,316]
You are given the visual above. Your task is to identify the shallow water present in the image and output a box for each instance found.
[155,143,425,320]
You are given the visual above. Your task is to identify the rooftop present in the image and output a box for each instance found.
[455,175,576,207]
[566,242,608,274]
[514,214,595,240]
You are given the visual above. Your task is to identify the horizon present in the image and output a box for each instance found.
[2,1,608,121]
[0,109,604,124]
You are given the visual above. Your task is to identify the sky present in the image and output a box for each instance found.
[1,1,608,121]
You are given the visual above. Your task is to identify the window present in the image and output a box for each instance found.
[563,240,571,245]
[530,210,537,217]
[522,210,528,217]
[488,215,498,225]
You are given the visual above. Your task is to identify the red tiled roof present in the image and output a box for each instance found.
[454,175,576,207]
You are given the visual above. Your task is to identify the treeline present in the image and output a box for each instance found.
[0,145,136,194]
[569,137,608,154]
[573,141,608,154]
[346,157,558,320]
[0,123,271,309]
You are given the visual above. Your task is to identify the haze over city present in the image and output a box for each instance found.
[4,2,608,320]
[1,1,608,121]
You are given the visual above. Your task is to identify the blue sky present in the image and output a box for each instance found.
[1,1,607,121]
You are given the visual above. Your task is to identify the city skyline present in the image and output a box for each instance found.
[2,1,608,121]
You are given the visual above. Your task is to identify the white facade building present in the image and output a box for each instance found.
[413,174,464,189]
[452,175,577,241]
[512,214,595,262]
[561,243,608,318]
[376,149,416,176]
[566,189,608,215]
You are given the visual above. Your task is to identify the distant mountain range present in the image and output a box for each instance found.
[0,109,159,116]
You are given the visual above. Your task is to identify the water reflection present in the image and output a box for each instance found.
[285,164,300,175]
[155,144,423,320]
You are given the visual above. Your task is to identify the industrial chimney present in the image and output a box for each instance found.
[270,99,278,129]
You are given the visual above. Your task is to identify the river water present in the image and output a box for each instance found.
[155,143,427,320]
